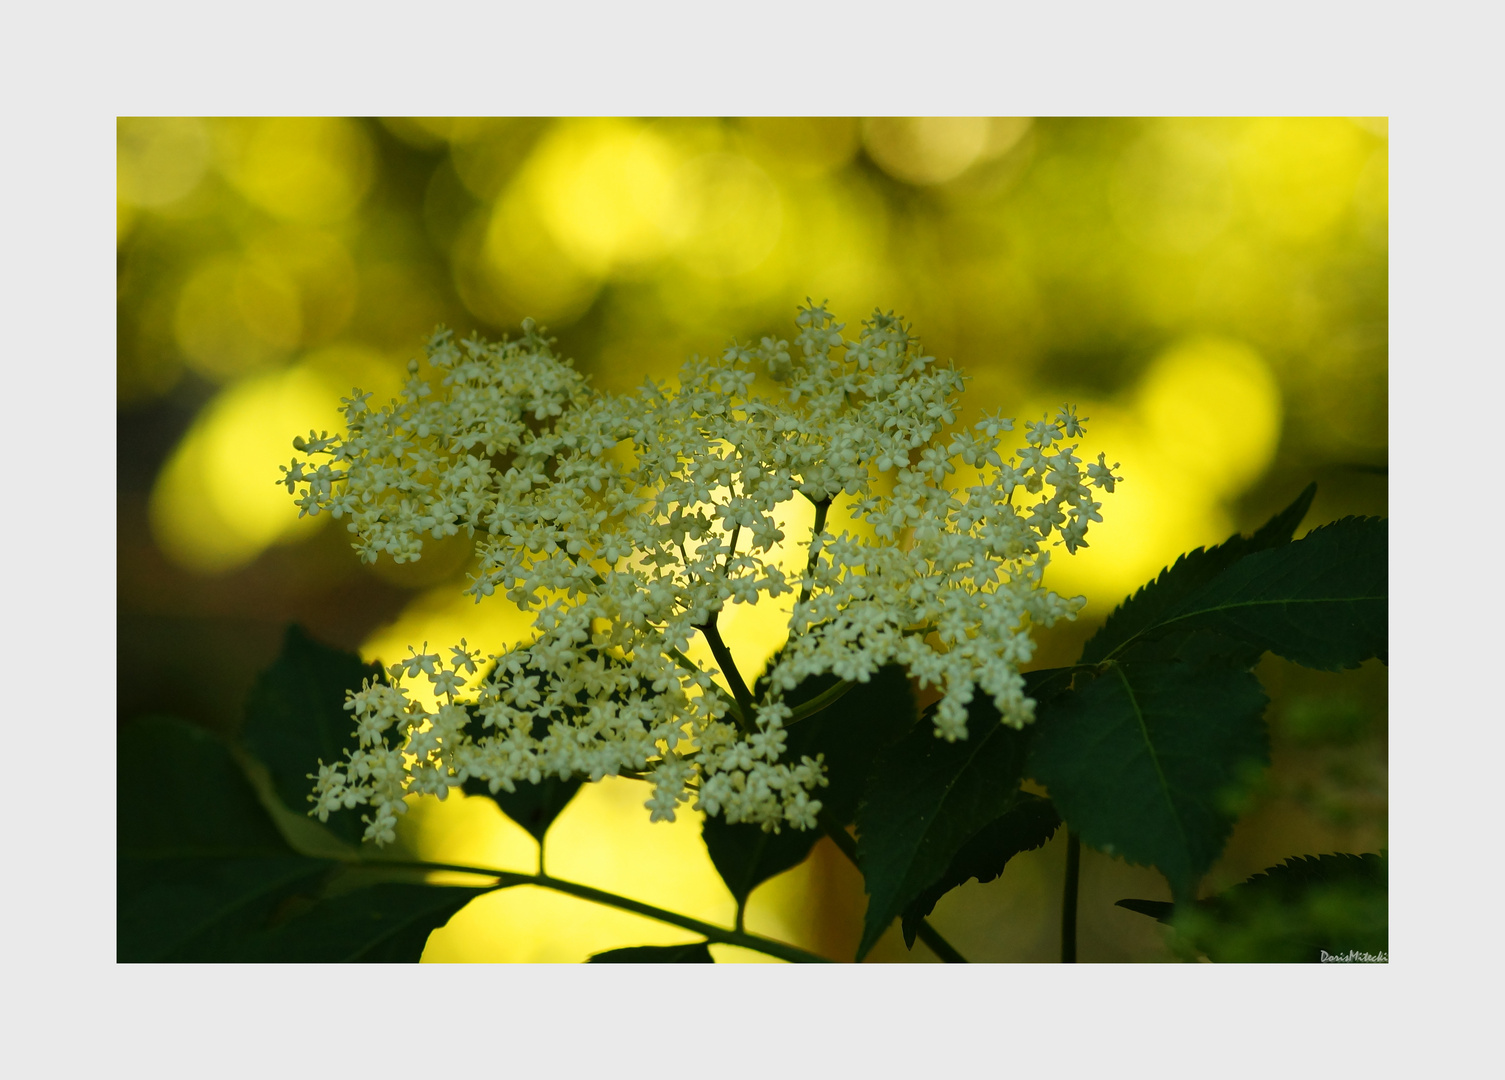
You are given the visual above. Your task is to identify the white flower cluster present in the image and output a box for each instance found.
[283,304,1120,843]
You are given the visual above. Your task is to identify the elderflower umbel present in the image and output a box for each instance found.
[283,304,1120,843]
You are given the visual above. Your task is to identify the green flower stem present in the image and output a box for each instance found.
[1062,830,1081,963]
[668,645,745,728]
[382,859,832,963]
[915,917,970,964]
[822,824,971,963]
[784,677,856,727]
[568,549,749,728]
[567,548,751,729]
[696,613,757,725]
[798,497,832,608]
[722,523,741,574]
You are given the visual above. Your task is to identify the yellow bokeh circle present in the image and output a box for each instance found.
[150,364,346,574]
[1135,336,1282,499]
[225,117,374,224]
[667,153,784,279]
[523,118,681,275]
[863,117,990,186]
[1235,117,1368,243]
[118,117,212,208]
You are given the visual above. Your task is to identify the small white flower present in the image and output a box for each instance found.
[1056,404,1087,439]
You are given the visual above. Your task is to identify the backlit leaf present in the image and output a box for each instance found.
[242,624,382,846]
[703,663,917,910]
[119,716,334,961]
[120,715,493,963]
[1082,484,1316,666]
[852,701,1032,961]
[899,792,1060,948]
[1027,661,1269,903]
[1129,517,1387,671]
[251,881,493,962]
[1117,852,1387,961]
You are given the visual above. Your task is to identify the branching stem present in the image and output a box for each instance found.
[798,497,832,608]
[784,677,856,728]
[723,523,741,574]
[379,859,832,963]
[694,613,756,727]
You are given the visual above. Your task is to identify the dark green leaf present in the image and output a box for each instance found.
[459,702,583,844]
[1082,483,1317,666]
[701,821,822,915]
[119,856,333,963]
[1116,898,1174,921]
[242,624,382,846]
[1021,666,1076,714]
[118,716,334,962]
[899,793,1060,948]
[1117,852,1387,962]
[122,716,298,859]
[1129,517,1387,671]
[120,716,489,964]
[465,773,584,846]
[587,941,715,963]
[852,700,1032,961]
[1026,661,1269,903]
[765,660,920,828]
[252,882,492,962]
[703,663,917,910]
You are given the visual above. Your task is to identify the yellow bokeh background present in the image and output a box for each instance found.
[118,117,1387,963]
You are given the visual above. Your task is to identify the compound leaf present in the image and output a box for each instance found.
[459,702,582,844]
[1026,661,1269,903]
[242,624,381,846]
[118,716,334,962]
[251,881,492,962]
[1082,484,1316,666]
[899,792,1060,948]
[703,663,916,911]
[1130,517,1387,671]
[701,819,821,917]
[1117,852,1387,961]
[120,715,490,963]
[852,700,1032,961]
[465,772,584,847]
